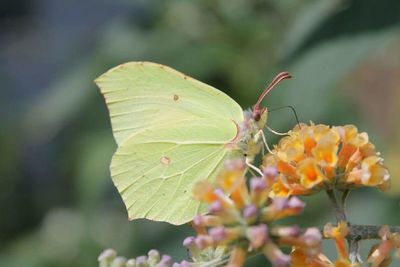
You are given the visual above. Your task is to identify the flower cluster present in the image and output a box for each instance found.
[291,222,361,267]
[98,121,397,267]
[191,160,322,267]
[98,248,175,267]
[368,226,400,267]
[263,123,390,197]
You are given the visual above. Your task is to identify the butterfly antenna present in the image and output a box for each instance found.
[253,72,292,119]
[269,105,301,129]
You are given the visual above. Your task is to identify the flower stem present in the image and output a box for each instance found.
[326,189,347,222]
[341,189,350,213]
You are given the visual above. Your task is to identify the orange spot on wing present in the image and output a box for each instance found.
[160,156,171,165]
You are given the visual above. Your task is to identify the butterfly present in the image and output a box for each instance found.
[95,62,290,225]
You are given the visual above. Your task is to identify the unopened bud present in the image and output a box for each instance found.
[271,254,291,267]
[126,259,136,267]
[98,249,117,266]
[303,227,322,246]
[111,257,127,267]
[183,236,200,258]
[272,197,288,210]
[177,260,191,267]
[148,249,160,265]
[271,226,300,238]
[159,255,172,266]
[250,177,266,191]
[264,243,290,267]
[192,215,204,226]
[246,224,269,248]
[263,166,278,178]
[287,197,305,211]
[224,159,245,171]
[243,204,258,219]
[136,256,148,267]
[183,236,196,248]
[194,235,213,249]
[209,200,223,213]
[209,226,226,242]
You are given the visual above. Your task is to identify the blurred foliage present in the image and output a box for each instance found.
[1,0,400,266]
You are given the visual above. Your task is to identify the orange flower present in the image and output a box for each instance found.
[216,160,249,209]
[297,158,325,189]
[334,258,360,267]
[226,246,246,267]
[324,222,349,260]
[271,176,293,197]
[290,247,361,267]
[290,248,332,267]
[347,156,390,189]
[368,226,400,267]
[312,132,339,167]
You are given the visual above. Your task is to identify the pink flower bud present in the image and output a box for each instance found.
[136,256,147,266]
[271,254,291,267]
[272,197,288,210]
[147,249,160,265]
[224,159,245,171]
[264,243,290,267]
[159,255,172,266]
[173,260,191,267]
[209,226,226,242]
[213,188,225,196]
[192,215,204,226]
[183,236,196,247]
[250,177,266,191]
[194,235,213,249]
[302,227,322,246]
[246,224,269,248]
[209,200,223,213]
[243,204,258,219]
[287,197,305,211]
[263,165,278,178]
[98,248,117,262]
[272,226,300,237]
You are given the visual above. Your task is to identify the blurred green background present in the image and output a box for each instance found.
[1,0,400,266]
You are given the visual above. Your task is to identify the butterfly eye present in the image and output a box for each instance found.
[252,107,266,122]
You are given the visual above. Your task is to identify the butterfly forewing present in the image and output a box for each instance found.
[95,62,243,145]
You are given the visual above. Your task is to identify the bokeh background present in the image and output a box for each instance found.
[1,0,400,266]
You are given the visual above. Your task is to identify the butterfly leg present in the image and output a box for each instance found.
[257,130,274,154]
[245,157,263,177]
[266,125,289,136]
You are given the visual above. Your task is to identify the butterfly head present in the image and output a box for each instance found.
[235,72,292,158]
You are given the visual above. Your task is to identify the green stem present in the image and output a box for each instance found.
[326,189,347,222]
[341,189,350,216]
